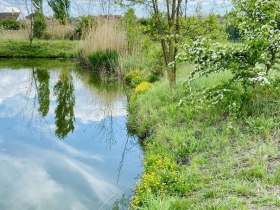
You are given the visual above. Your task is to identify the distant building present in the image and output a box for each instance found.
[0,12,20,20]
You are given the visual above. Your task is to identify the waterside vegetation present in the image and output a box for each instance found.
[0,0,280,209]
[0,40,77,58]
[126,0,280,209]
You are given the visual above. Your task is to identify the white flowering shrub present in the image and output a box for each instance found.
[177,0,280,115]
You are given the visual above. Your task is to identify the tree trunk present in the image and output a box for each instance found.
[167,66,176,86]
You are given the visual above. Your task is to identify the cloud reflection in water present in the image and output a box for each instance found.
[0,62,142,210]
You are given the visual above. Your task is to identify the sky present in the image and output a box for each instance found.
[0,0,232,17]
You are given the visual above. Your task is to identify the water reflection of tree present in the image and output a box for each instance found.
[75,69,125,146]
[54,71,75,139]
[34,69,50,117]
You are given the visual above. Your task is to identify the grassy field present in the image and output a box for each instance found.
[128,65,280,209]
[0,40,78,58]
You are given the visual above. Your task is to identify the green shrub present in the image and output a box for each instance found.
[148,73,160,83]
[147,46,165,77]
[124,70,145,88]
[76,16,97,39]
[87,49,119,73]
[0,19,20,30]
[33,12,47,38]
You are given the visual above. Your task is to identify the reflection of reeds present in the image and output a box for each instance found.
[80,19,126,56]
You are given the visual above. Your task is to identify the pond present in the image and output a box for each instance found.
[0,59,142,210]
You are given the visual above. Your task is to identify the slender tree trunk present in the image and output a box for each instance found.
[151,0,183,87]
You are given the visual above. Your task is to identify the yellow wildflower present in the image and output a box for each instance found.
[135,82,152,93]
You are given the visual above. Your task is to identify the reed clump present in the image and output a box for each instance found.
[80,18,126,56]
[78,18,126,73]
[88,49,119,73]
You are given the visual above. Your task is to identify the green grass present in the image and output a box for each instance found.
[0,58,75,69]
[128,64,280,209]
[0,40,78,58]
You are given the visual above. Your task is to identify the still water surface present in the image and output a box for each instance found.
[0,59,142,210]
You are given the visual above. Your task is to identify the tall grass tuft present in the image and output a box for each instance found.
[46,19,75,40]
[88,49,119,73]
[80,19,126,56]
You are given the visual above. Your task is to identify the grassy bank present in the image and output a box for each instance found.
[0,58,76,69]
[128,65,280,209]
[0,40,78,58]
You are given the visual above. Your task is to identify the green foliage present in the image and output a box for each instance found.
[131,155,189,207]
[75,16,97,39]
[124,8,142,55]
[147,73,160,83]
[225,13,241,42]
[177,0,280,115]
[32,0,46,39]
[33,12,47,38]
[32,0,43,13]
[134,196,176,210]
[0,19,20,30]
[47,0,70,25]
[180,15,227,42]
[146,45,165,77]
[87,50,119,73]
[127,64,280,208]
[124,70,145,88]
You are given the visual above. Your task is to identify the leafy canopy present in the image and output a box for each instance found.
[177,0,280,113]
[47,0,70,25]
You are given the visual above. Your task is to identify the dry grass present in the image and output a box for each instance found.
[80,19,126,56]
[0,19,75,41]
[46,19,75,40]
[0,29,29,40]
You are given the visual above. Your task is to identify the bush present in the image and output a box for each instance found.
[87,49,119,73]
[148,73,160,83]
[177,0,280,116]
[124,70,145,88]
[0,19,20,30]
[135,82,152,93]
[33,12,47,38]
[147,46,165,77]
[75,16,97,39]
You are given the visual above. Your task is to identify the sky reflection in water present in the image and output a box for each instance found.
[0,60,142,210]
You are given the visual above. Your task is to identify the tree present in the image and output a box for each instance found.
[177,0,280,113]
[33,12,47,38]
[124,8,139,55]
[15,0,34,45]
[14,0,45,43]
[32,0,47,38]
[150,0,183,86]
[48,0,70,25]
[116,0,184,86]
[32,0,43,13]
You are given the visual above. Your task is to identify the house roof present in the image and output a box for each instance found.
[0,12,20,20]
[0,5,20,20]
